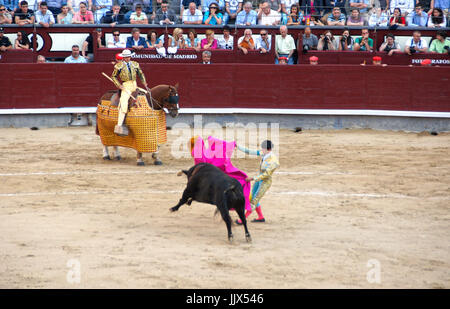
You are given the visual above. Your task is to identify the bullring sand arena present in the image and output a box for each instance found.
[0,126,449,288]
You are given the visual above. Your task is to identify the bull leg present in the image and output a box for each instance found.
[102,146,111,160]
[136,152,145,166]
[236,207,252,243]
[113,146,121,161]
[152,149,163,165]
[170,189,192,212]
[218,206,234,243]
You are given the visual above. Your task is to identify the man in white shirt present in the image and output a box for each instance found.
[217,25,234,50]
[275,25,295,64]
[258,1,280,26]
[107,29,126,48]
[404,31,429,55]
[182,2,203,24]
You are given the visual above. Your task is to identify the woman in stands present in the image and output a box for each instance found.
[57,5,73,24]
[146,30,162,49]
[14,31,30,50]
[203,3,223,25]
[287,4,302,25]
[201,29,218,50]
[388,8,406,28]
[185,29,201,51]
[427,8,446,28]
[168,28,186,49]
[317,30,338,51]
[338,29,354,51]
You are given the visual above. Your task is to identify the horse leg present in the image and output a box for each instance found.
[136,152,145,166]
[113,146,121,161]
[152,147,163,165]
[102,145,111,160]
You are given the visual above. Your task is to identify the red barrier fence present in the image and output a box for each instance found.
[0,63,449,112]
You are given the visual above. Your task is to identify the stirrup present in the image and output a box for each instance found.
[114,125,129,136]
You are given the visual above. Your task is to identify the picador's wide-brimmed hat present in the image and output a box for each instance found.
[119,49,135,58]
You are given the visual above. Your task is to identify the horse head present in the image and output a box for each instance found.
[147,83,179,118]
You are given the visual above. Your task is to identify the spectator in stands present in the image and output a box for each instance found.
[309,14,325,26]
[255,28,271,53]
[203,2,223,24]
[82,27,105,61]
[309,55,318,65]
[275,25,295,64]
[429,30,450,54]
[2,1,20,13]
[126,28,146,50]
[379,33,401,56]
[333,0,347,15]
[286,3,302,25]
[301,26,318,51]
[338,29,354,51]
[261,0,282,12]
[14,1,35,26]
[181,0,202,16]
[388,0,414,16]
[169,27,185,49]
[101,4,123,25]
[367,7,388,26]
[107,29,126,48]
[372,56,382,66]
[202,50,211,64]
[57,4,73,24]
[185,28,201,51]
[388,7,406,28]
[420,58,432,66]
[36,54,46,62]
[64,44,87,63]
[182,2,203,24]
[327,6,346,26]
[404,31,428,55]
[236,1,256,25]
[121,0,153,15]
[201,29,218,50]
[299,0,321,22]
[238,28,255,54]
[346,8,364,26]
[93,0,112,23]
[317,30,338,50]
[72,2,94,24]
[146,30,162,48]
[14,30,30,49]
[217,25,234,50]
[44,0,63,19]
[155,0,176,25]
[0,5,12,24]
[0,27,12,51]
[407,5,428,27]
[224,0,243,24]
[35,2,55,28]
[67,0,93,13]
[349,0,369,16]
[280,0,300,24]
[427,8,447,28]
[258,1,281,25]
[277,56,287,64]
[353,28,373,51]
[130,4,148,24]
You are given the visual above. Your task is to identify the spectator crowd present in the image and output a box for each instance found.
[0,0,448,64]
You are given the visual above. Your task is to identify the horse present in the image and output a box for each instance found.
[96,84,179,166]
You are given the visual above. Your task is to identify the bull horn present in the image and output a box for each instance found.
[177,171,183,176]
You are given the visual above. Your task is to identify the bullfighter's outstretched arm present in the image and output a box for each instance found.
[236,145,261,156]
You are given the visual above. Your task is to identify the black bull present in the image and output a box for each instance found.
[170,163,252,243]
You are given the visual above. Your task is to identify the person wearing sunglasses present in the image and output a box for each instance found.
[0,5,13,24]
[203,3,223,25]
[107,29,126,48]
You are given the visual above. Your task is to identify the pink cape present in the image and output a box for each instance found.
[192,136,251,211]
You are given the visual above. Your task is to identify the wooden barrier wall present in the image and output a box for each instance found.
[0,63,449,112]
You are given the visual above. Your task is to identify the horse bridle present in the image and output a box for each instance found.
[145,86,179,111]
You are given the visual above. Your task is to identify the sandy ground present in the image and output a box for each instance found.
[0,126,449,289]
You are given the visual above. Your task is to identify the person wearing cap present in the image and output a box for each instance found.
[420,59,432,66]
[81,28,105,62]
[309,56,318,65]
[110,49,147,136]
[278,56,287,64]
[429,30,450,54]
[235,140,280,224]
[0,28,13,52]
[372,56,382,65]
